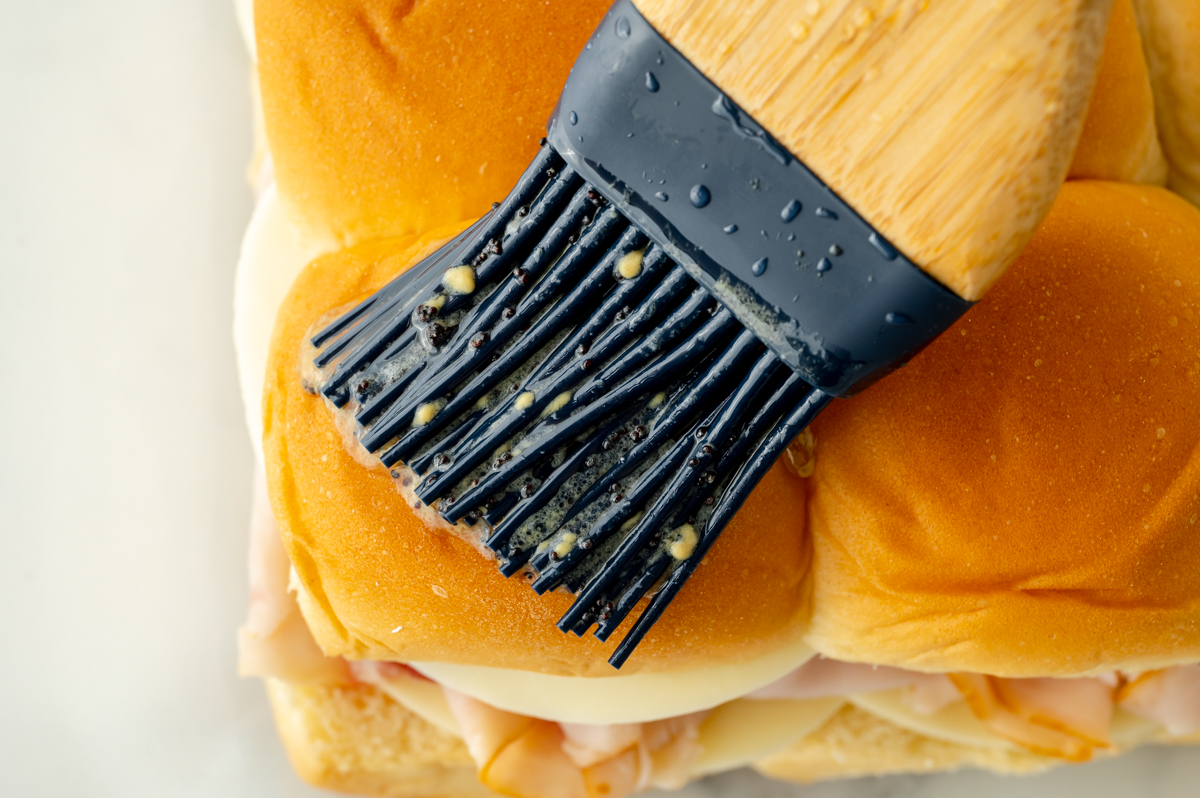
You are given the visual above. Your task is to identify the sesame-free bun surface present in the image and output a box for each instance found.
[255,0,612,249]
[1133,0,1200,206]
[262,227,812,677]
[804,181,1200,677]
[1067,0,1167,185]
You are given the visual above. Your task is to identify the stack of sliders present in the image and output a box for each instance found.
[234,0,1200,794]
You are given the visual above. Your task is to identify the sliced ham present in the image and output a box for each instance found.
[639,713,706,789]
[950,674,1114,761]
[238,466,348,684]
[560,723,643,768]
[445,688,705,798]
[907,673,966,715]
[1118,665,1200,736]
[241,466,292,639]
[444,688,590,798]
[748,656,960,715]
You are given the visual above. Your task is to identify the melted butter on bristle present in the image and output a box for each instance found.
[414,399,444,426]
[711,273,823,365]
[300,242,699,580]
[554,532,578,558]
[539,390,572,420]
[669,524,698,560]
[441,265,476,295]
[617,249,645,280]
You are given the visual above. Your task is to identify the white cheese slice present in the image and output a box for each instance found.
[692,697,844,775]
[849,690,1016,750]
[409,637,816,725]
[233,185,328,456]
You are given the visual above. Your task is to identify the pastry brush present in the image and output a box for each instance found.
[307,0,1110,668]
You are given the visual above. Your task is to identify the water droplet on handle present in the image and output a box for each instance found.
[569,111,578,125]
[616,16,631,38]
[885,312,913,325]
[816,258,832,272]
[689,184,710,208]
[723,224,738,234]
[655,191,669,202]
[815,207,838,220]
[752,258,768,276]
[868,232,898,260]
[645,72,659,92]
[780,200,801,222]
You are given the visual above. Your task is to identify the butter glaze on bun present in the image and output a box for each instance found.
[262,228,812,677]
[804,181,1200,677]
[255,0,613,248]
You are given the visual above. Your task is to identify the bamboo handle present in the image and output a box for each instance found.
[633,0,1113,301]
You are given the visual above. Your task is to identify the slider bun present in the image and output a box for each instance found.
[1067,0,1167,185]
[1133,0,1200,205]
[266,679,488,797]
[804,180,1200,677]
[262,228,812,677]
[254,0,612,248]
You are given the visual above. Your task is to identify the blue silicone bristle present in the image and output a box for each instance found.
[306,141,831,666]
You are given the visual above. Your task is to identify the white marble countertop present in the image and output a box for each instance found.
[0,1,1195,795]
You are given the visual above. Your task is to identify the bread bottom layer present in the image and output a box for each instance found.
[263,679,1101,796]
[266,678,488,797]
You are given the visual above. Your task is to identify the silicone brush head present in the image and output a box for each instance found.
[308,1,983,668]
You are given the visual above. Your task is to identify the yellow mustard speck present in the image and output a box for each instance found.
[515,391,536,411]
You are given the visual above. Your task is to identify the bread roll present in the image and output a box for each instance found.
[804,180,1200,676]
[1068,0,1168,184]
[1133,0,1200,206]
[255,0,612,249]
[266,678,489,796]
[262,228,813,677]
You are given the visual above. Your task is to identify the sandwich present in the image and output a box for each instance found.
[234,0,1200,794]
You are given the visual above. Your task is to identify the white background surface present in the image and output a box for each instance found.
[0,1,1196,796]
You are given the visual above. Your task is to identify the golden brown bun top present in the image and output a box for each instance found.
[255,0,611,247]
[1068,0,1167,185]
[263,226,812,677]
[805,181,1200,677]
[1133,0,1200,206]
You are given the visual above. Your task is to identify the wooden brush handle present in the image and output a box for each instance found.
[633,0,1113,301]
